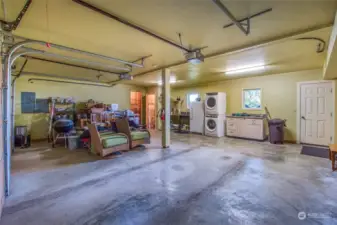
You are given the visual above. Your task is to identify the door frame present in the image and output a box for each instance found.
[146,94,156,129]
[130,91,142,124]
[296,80,335,144]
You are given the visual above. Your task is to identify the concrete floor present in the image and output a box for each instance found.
[2,132,337,225]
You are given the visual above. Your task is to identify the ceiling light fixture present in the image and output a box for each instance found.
[225,65,265,75]
[185,50,205,64]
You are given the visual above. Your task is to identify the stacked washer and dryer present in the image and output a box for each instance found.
[204,92,227,137]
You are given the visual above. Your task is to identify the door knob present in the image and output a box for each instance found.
[301,116,306,120]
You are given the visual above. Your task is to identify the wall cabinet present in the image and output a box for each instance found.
[226,117,267,141]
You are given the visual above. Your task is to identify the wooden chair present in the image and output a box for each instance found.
[88,124,129,157]
[115,118,151,149]
[329,144,337,171]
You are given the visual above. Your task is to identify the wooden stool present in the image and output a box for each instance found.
[328,144,337,171]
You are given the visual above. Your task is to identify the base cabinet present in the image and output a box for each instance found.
[226,117,267,140]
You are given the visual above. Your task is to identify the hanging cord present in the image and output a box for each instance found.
[45,0,51,43]
[177,32,187,54]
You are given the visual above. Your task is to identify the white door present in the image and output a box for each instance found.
[300,82,333,146]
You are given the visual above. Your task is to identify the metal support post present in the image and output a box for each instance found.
[161,69,170,148]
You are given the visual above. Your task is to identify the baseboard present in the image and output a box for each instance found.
[284,140,297,144]
[300,143,329,148]
[226,135,267,142]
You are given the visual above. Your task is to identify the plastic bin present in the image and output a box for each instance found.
[67,136,79,150]
[268,119,285,144]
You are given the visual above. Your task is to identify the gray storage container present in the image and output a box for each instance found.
[268,119,285,144]
[67,136,79,150]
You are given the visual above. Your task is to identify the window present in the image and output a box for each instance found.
[242,88,262,109]
[187,93,200,109]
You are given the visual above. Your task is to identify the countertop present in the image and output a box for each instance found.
[227,115,266,120]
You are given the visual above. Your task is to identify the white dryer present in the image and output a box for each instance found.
[205,114,226,137]
[205,92,226,115]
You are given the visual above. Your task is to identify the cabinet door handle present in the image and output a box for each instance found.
[301,116,306,120]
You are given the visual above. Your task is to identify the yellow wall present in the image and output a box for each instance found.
[172,69,331,142]
[15,76,145,140]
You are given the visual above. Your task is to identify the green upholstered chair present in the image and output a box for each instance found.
[88,124,129,157]
[115,118,151,149]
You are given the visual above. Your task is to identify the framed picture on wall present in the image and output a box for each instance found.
[242,88,262,110]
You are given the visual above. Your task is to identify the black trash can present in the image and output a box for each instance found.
[268,119,285,144]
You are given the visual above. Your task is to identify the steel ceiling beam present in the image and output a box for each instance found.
[28,78,115,87]
[132,55,153,65]
[72,0,190,52]
[1,30,144,68]
[223,8,272,29]
[21,71,118,84]
[20,47,131,72]
[22,56,124,76]
[212,0,250,35]
[132,24,332,78]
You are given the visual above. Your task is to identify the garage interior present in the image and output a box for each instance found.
[1,0,337,224]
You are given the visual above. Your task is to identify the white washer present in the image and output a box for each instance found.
[205,92,226,115]
[205,114,226,137]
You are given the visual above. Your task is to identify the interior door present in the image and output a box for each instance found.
[300,82,333,146]
[130,91,142,124]
[146,94,156,129]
